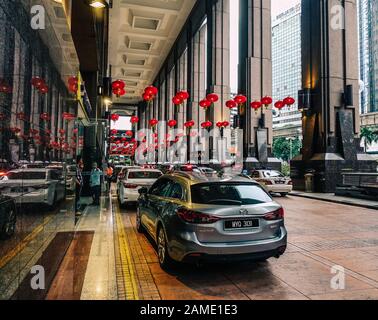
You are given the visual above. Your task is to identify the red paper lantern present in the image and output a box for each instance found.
[68,76,78,86]
[113,88,126,97]
[274,101,285,110]
[168,120,177,128]
[261,96,273,107]
[59,129,66,136]
[39,85,49,94]
[145,86,158,96]
[234,95,247,105]
[283,96,295,107]
[111,114,120,122]
[110,129,118,135]
[177,91,189,100]
[172,96,183,106]
[31,77,44,88]
[126,130,133,137]
[149,119,159,127]
[216,121,229,128]
[143,92,153,102]
[201,121,212,129]
[250,101,262,111]
[40,113,50,121]
[130,116,139,124]
[184,120,195,128]
[112,80,125,90]
[226,100,237,109]
[206,93,219,103]
[199,99,211,109]
[63,112,75,121]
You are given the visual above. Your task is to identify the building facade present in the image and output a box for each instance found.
[272,3,302,135]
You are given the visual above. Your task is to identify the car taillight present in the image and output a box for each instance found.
[264,208,284,221]
[288,180,293,185]
[261,179,273,185]
[124,183,138,189]
[177,208,220,224]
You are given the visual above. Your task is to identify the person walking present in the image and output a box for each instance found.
[106,164,114,193]
[75,157,84,216]
[90,162,102,206]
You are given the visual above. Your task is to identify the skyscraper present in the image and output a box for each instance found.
[358,0,377,113]
[272,3,302,133]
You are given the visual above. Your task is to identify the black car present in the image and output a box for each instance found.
[0,195,17,239]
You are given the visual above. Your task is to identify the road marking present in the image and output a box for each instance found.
[0,216,54,269]
[114,202,139,300]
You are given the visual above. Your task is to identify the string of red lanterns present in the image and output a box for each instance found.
[143,86,158,103]
[31,77,48,94]
[112,80,126,98]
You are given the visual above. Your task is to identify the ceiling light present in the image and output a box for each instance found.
[89,0,106,9]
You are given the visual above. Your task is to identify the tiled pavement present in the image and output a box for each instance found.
[49,193,378,300]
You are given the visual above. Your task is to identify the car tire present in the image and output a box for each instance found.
[136,208,144,233]
[280,193,288,197]
[0,206,16,239]
[157,226,174,270]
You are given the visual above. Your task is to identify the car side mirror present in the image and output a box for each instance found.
[138,187,148,195]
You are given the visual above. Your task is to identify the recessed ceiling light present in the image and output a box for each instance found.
[89,0,106,9]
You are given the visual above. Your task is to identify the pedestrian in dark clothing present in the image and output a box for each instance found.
[90,162,102,206]
[75,157,84,216]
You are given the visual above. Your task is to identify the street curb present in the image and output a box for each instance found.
[290,193,378,210]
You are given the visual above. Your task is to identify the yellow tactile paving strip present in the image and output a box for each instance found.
[113,199,161,300]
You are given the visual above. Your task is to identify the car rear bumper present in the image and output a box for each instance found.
[122,189,140,203]
[168,226,288,262]
[265,185,293,193]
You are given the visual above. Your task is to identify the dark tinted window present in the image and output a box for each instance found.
[149,179,172,197]
[191,183,272,205]
[50,170,62,180]
[167,183,184,200]
[128,171,162,179]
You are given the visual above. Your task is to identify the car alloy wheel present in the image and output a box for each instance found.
[158,228,166,264]
[136,209,143,233]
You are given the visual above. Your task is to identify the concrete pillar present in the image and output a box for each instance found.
[291,0,376,192]
[238,0,278,170]
[207,0,231,161]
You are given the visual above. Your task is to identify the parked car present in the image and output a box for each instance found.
[65,165,77,193]
[137,172,287,269]
[250,170,293,197]
[0,169,66,208]
[194,167,218,176]
[118,169,163,206]
[0,195,17,239]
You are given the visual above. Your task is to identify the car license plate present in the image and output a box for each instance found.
[224,219,259,230]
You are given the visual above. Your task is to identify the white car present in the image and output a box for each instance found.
[65,165,77,193]
[193,167,218,176]
[250,170,293,196]
[118,169,163,206]
[0,169,66,207]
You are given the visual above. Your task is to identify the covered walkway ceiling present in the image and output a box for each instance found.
[109,0,196,104]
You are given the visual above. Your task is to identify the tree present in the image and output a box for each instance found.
[273,137,302,162]
[360,127,378,152]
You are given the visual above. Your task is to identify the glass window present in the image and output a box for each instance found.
[167,183,184,200]
[263,171,284,178]
[6,171,46,180]
[191,183,272,205]
[149,178,172,197]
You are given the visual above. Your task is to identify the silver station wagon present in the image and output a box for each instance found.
[137,172,287,269]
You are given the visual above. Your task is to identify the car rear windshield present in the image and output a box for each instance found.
[263,171,284,178]
[191,183,272,205]
[7,172,46,180]
[128,171,162,179]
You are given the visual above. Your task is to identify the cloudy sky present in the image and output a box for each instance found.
[230,0,301,92]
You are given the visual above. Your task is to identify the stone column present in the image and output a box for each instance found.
[291,0,376,192]
[207,0,231,162]
[238,0,278,170]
